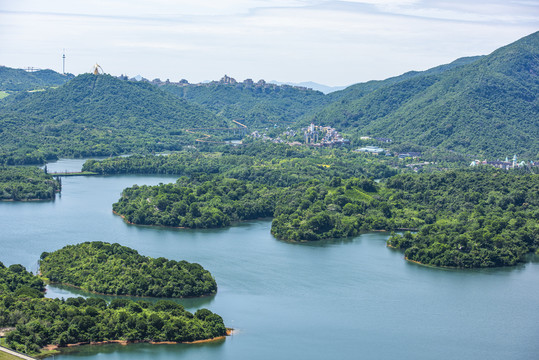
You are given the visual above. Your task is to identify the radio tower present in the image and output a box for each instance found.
[62,49,66,74]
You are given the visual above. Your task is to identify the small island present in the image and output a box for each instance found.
[39,242,217,297]
[0,259,227,357]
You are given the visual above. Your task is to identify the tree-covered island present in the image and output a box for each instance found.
[39,242,217,298]
[0,248,227,357]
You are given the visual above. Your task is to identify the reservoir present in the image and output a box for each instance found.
[1,159,538,360]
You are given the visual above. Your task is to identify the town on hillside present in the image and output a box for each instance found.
[251,123,350,147]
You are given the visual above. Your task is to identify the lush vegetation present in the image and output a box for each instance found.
[0,257,226,356]
[271,177,396,241]
[161,82,330,128]
[0,262,45,299]
[0,166,60,200]
[1,34,537,164]
[0,74,228,164]
[0,66,73,92]
[82,144,399,185]
[113,177,280,228]
[40,242,217,297]
[325,56,482,103]
[109,158,538,268]
[386,171,538,267]
[1,294,226,355]
[274,170,538,267]
[308,32,539,158]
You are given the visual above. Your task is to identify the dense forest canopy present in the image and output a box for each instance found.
[273,170,538,267]
[385,170,538,267]
[107,155,538,268]
[113,177,280,228]
[0,74,228,164]
[306,32,539,158]
[324,56,483,104]
[0,166,60,201]
[82,144,399,185]
[160,81,330,128]
[40,242,217,298]
[0,261,45,298]
[0,253,226,356]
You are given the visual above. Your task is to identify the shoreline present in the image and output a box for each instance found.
[404,257,462,270]
[1,198,55,202]
[388,243,464,269]
[48,171,98,176]
[113,210,188,229]
[42,280,216,300]
[113,210,272,230]
[41,329,234,354]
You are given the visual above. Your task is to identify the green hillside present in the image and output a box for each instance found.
[161,81,330,127]
[0,73,228,164]
[326,56,482,103]
[309,32,539,158]
[0,66,74,92]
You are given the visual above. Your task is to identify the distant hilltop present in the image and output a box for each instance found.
[122,74,318,92]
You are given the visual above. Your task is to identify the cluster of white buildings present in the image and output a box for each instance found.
[303,123,349,147]
[470,155,535,170]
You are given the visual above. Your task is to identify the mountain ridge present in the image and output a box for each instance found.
[0,73,227,163]
[308,32,539,158]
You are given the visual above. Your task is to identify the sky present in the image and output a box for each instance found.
[0,0,537,86]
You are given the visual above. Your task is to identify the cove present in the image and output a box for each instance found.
[1,159,538,360]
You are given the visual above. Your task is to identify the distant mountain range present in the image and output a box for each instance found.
[269,81,346,94]
[0,31,537,163]
[159,76,330,128]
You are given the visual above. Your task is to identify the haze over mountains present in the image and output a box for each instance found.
[0,31,537,163]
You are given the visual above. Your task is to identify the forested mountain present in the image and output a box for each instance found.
[309,32,539,158]
[0,66,74,92]
[326,56,482,103]
[160,81,330,127]
[1,33,536,163]
[0,73,227,164]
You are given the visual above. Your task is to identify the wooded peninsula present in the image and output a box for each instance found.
[0,166,60,201]
[83,147,538,269]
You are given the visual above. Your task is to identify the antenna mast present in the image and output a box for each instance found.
[62,49,66,74]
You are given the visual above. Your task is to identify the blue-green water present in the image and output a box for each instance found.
[1,159,538,360]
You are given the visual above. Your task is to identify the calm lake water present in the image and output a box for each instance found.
[1,159,538,360]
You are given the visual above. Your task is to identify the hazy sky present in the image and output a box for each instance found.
[1,0,537,86]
